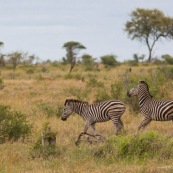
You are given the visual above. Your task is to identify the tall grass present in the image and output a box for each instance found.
[0,63,173,172]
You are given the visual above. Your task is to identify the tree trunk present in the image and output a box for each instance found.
[148,49,152,62]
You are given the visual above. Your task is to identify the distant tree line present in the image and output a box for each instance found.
[1,8,173,73]
[0,42,39,69]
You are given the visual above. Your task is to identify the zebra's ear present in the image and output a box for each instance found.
[139,80,147,84]
[64,99,69,105]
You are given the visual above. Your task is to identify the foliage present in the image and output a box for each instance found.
[41,66,49,73]
[126,60,138,66]
[0,105,32,143]
[100,54,119,67]
[7,51,26,70]
[62,41,86,73]
[81,54,97,71]
[30,123,60,159]
[125,8,173,62]
[94,132,173,163]
[26,68,35,74]
[81,54,94,66]
[162,54,173,64]
[86,78,104,88]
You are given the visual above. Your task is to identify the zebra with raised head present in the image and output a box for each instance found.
[61,99,126,143]
[127,80,173,132]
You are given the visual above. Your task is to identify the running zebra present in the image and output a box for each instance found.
[61,99,126,141]
[127,81,173,132]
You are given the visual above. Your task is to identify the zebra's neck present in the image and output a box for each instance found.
[73,102,88,117]
[138,90,152,107]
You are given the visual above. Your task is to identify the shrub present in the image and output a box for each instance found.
[0,105,32,143]
[26,68,35,74]
[162,54,173,64]
[126,60,138,66]
[94,87,111,102]
[30,123,60,159]
[94,132,173,163]
[86,78,104,88]
[41,67,49,73]
[100,54,119,67]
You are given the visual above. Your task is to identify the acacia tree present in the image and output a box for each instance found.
[0,41,5,66]
[62,41,86,73]
[125,8,173,62]
[7,51,26,78]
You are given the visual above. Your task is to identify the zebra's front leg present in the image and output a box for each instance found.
[136,117,151,134]
[75,121,90,145]
[90,123,104,140]
[90,123,97,136]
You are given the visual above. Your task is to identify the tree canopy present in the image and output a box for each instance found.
[125,8,173,62]
[62,41,86,73]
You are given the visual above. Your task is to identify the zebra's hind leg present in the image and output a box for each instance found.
[114,118,124,135]
[136,117,151,135]
[90,123,105,141]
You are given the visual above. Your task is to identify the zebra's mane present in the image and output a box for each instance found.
[139,81,153,98]
[64,99,89,105]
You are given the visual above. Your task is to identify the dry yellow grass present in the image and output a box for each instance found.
[0,64,173,173]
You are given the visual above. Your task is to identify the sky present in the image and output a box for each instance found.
[0,0,173,62]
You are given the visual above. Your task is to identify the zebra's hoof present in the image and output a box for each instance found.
[75,140,80,146]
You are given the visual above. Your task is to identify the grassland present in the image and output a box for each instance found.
[0,63,173,173]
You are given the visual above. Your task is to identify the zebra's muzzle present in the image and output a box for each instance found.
[61,117,67,121]
[127,91,131,97]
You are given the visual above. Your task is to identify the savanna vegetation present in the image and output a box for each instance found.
[0,61,173,173]
[0,7,173,173]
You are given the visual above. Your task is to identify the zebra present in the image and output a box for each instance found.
[61,99,126,143]
[127,80,173,133]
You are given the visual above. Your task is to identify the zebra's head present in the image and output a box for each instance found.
[127,81,152,97]
[127,84,140,97]
[61,99,74,121]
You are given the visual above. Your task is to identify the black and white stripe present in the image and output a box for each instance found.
[61,99,126,136]
[127,81,173,132]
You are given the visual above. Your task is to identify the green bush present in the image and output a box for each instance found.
[30,123,60,159]
[86,78,104,88]
[26,68,35,74]
[94,87,111,102]
[100,54,119,67]
[94,132,173,163]
[162,54,173,64]
[30,143,60,159]
[0,105,32,143]
[41,67,49,73]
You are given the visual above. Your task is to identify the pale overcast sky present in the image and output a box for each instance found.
[0,0,173,62]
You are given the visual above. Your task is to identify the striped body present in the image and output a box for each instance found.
[141,99,173,121]
[61,99,126,136]
[127,81,173,131]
